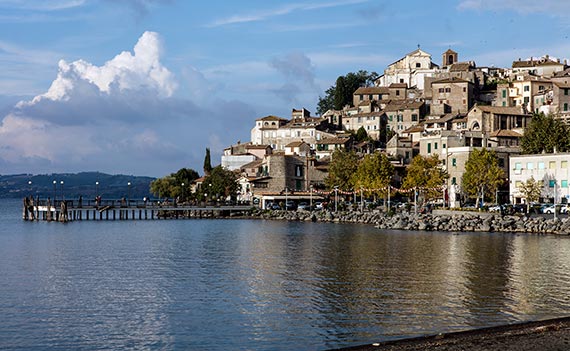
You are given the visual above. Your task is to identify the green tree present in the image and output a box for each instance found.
[316,70,378,115]
[325,148,359,191]
[517,176,542,212]
[402,155,448,201]
[521,113,570,154]
[353,152,394,198]
[203,148,213,176]
[461,148,505,206]
[355,126,369,142]
[201,165,238,202]
[150,167,200,201]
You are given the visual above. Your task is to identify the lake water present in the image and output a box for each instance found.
[2,199,570,350]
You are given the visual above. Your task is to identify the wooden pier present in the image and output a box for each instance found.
[22,198,255,222]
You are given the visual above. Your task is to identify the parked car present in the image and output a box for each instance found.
[285,201,297,210]
[270,203,281,210]
[488,204,502,213]
[297,202,309,211]
[314,202,323,210]
[542,204,556,214]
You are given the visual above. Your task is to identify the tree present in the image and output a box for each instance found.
[352,152,394,199]
[325,148,359,191]
[521,113,570,154]
[203,148,213,176]
[402,155,448,201]
[355,126,369,142]
[461,148,505,206]
[201,166,238,202]
[316,70,378,115]
[150,167,200,201]
[517,176,542,212]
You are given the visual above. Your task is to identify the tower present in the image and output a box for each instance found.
[442,49,458,68]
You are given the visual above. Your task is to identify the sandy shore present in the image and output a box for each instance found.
[333,317,570,351]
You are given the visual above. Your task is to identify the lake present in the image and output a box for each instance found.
[2,198,570,350]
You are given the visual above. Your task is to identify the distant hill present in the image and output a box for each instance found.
[0,172,156,200]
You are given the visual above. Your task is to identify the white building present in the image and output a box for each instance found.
[375,48,439,90]
[510,153,570,204]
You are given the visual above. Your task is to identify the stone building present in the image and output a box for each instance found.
[384,100,426,133]
[375,48,439,90]
[430,77,474,115]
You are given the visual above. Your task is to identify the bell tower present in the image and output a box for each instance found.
[442,49,458,68]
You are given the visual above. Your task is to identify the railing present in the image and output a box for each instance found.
[31,198,253,209]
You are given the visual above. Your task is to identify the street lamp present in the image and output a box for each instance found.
[95,181,99,197]
[285,187,289,211]
[60,181,64,201]
[127,182,131,206]
[334,186,339,212]
[310,185,313,210]
[53,180,57,204]
[181,182,185,202]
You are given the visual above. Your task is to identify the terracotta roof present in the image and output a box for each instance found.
[317,137,351,145]
[384,100,424,111]
[353,86,390,95]
[554,69,570,78]
[403,124,424,133]
[241,159,263,169]
[449,62,472,72]
[443,49,457,54]
[245,144,271,149]
[474,105,528,116]
[428,113,460,123]
[345,111,385,118]
[285,141,307,147]
[490,129,523,138]
[431,77,471,84]
[512,59,563,68]
[389,83,407,88]
[256,115,287,121]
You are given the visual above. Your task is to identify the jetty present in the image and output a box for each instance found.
[21,197,254,222]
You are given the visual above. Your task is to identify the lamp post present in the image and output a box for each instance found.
[181,182,185,202]
[360,186,364,212]
[310,185,313,210]
[95,181,99,197]
[334,186,339,212]
[53,180,57,204]
[285,187,289,211]
[60,181,64,201]
[28,180,32,195]
[446,151,454,208]
[127,182,131,207]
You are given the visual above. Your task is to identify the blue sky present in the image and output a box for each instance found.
[1,0,570,177]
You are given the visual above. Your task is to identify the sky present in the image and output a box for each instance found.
[1,0,570,177]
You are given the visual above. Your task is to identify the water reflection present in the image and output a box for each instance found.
[2,201,570,351]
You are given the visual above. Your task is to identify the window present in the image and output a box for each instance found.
[498,158,505,167]
[565,103,568,112]
[502,101,506,106]
[295,165,303,177]
[565,88,569,96]
[396,90,400,96]
[400,78,404,83]
[463,99,466,105]
[360,95,363,101]
[452,158,457,167]
[443,143,446,149]
[562,180,569,188]
[434,142,438,150]
[538,162,545,170]
[539,85,545,91]
[562,160,568,168]
[515,162,522,170]
[524,96,529,104]
[445,88,451,93]
[515,181,523,188]
[524,85,530,92]
[369,94,373,100]
[463,87,466,92]
[549,161,556,169]
[526,162,534,170]
[416,62,421,68]
[388,115,393,121]
[427,143,431,153]
[411,113,418,121]
[549,180,556,188]
[502,90,507,98]
[296,131,301,137]
[438,88,444,93]
[452,177,456,185]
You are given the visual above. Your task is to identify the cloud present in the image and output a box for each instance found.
[0,0,86,11]
[0,31,256,176]
[457,0,570,14]
[207,0,369,27]
[270,52,316,86]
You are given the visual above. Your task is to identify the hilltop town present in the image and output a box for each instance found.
[213,47,570,210]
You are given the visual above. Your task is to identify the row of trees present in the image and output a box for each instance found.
[326,148,505,205]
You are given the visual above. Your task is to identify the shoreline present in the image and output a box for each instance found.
[215,208,570,235]
[332,316,570,351]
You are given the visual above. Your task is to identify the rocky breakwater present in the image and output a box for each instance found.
[252,209,570,235]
